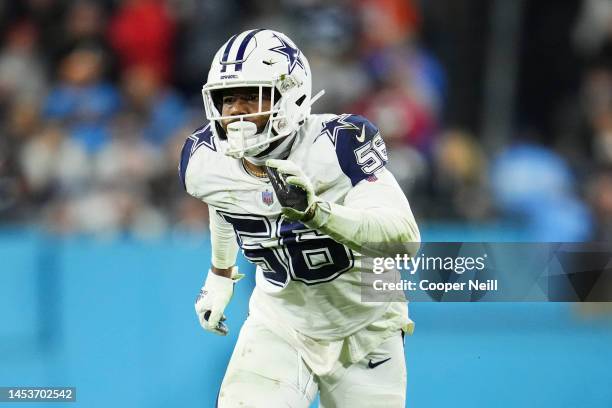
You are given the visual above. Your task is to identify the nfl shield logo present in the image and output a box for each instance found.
[261,190,274,206]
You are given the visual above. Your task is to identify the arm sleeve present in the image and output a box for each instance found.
[208,206,239,269]
[306,168,420,258]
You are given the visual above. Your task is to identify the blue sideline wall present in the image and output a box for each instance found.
[1,227,611,408]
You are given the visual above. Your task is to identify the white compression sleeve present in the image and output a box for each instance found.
[208,206,239,269]
[306,169,420,258]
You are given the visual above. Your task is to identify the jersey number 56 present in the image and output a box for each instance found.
[217,212,354,287]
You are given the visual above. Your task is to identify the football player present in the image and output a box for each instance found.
[180,29,420,407]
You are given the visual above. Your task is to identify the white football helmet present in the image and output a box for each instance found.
[202,29,323,159]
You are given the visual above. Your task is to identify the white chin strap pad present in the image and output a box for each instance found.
[225,121,267,159]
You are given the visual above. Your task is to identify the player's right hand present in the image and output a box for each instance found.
[195,267,243,336]
[265,159,317,221]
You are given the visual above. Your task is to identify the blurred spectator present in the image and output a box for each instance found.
[490,141,593,241]
[431,129,490,220]
[43,44,120,153]
[309,50,370,114]
[0,21,47,106]
[121,64,188,147]
[19,122,90,205]
[0,99,41,221]
[41,111,169,237]
[589,109,612,165]
[172,0,243,92]
[94,113,164,196]
[294,0,358,56]
[363,43,446,116]
[295,1,365,113]
[573,0,612,58]
[172,195,209,237]
[0,137,25,221]
[352,78,437,153]
[53,1,116,76]
[586,166,612,241]
[354,40,444,154]
[108,0,176,82]
[19,0,66,62]
[247,1,294,36]
[4,98,41,142]
[50,186,167,238]
[580,65,612,166]
[356,0,420,52]
[0,0,608,241]
[64,0,109,45]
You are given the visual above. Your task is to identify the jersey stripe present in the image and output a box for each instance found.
[178,137,193,189]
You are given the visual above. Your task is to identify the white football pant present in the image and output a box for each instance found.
[216,317,406,408]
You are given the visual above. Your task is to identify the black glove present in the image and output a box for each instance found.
[265,165,309,212]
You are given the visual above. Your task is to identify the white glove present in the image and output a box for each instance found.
[194,267,243,336]
[265,159,322,222]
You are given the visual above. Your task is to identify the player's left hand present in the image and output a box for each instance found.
[265,159,320,222]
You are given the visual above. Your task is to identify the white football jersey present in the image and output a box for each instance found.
[180,113,410,371]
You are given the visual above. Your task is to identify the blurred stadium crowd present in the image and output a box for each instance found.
[0,0,611,241]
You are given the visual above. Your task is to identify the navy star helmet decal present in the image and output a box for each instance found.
[269,34,306,75]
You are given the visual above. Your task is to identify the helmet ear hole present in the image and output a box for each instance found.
[295,94,306,106]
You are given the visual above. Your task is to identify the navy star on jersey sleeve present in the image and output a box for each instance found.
[319,114,388,186]
[178,123,216,190]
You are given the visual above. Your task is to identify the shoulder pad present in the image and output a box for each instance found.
[316,114,388,186]
[178,123,216,189]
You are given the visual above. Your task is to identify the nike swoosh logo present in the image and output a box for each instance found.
[262,60,278,66]
[368,357,391,369]
[356,125,366,143]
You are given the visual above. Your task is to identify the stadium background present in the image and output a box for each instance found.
[1,0,611,407]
